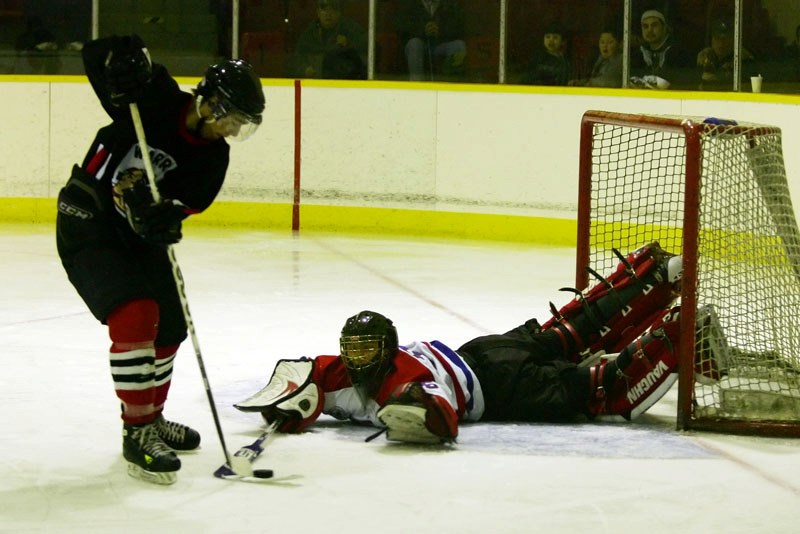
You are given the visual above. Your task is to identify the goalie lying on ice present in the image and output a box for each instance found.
[236,242,686,444]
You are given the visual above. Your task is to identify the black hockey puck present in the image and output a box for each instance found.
[252,469,274,479]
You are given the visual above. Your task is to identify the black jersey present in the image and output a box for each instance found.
[56,37,231,342]
[78,36,230,229]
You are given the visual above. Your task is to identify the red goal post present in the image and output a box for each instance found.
[577,110,800,437]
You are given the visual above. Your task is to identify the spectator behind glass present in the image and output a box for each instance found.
[15,15,58,51]
[290,0,367,80]
[14,16,62,74]
[520,22,570,86]
[697,19,754,91]
[630,9,692,89]
[569,29,623,87]
[16,0,90,53]
[398,0,466,81]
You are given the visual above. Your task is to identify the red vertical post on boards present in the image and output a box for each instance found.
[292,79,301,232]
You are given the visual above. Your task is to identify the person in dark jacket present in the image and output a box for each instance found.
[521,22,571,86]
[696,18,755,91]
[630,9,692,89]
[398,0,466,80]
[290,0,367,79]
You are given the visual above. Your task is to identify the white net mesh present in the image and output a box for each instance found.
[583,113,800,428]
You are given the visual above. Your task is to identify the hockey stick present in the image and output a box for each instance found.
[213,418,281,481]
[129,103,271,480]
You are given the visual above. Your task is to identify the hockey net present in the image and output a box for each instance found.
[577,111,800,436]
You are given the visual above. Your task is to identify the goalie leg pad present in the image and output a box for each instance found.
[542,242,682,362]
[235,358,323,432]
[377,382,458,444]
[590,307,681,420]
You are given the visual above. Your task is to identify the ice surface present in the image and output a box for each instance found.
[1,225,798,533]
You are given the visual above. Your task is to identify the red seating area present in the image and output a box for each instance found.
[240,31,286,78]
[0,0,23,19]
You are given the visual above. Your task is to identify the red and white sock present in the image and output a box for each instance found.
[107,299,160,426]
[154,344,180,415]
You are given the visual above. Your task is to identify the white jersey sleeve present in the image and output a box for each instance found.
[401,340,485,421]
[324,388,383,426]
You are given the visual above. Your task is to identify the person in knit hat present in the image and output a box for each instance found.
[630,8,692,89]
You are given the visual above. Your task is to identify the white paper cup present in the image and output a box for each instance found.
[751,75,763,93]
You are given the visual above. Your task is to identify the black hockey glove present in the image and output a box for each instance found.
[121,182,186,245]
[138,200,186,245]
[105,34,152,106]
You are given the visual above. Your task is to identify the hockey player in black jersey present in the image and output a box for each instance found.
[56,35,265,485]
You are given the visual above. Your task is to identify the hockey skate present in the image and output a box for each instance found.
[155,414,201,451]
[123,422,181,485]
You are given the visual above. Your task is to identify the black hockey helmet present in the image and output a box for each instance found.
[195,59,265,139]
[340,310,399,395]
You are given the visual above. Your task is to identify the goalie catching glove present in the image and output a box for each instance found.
[377,382,458,444]
[234,358,323,433]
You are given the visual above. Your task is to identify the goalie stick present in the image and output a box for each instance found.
[213,419,281,481]
[129,103,257,482]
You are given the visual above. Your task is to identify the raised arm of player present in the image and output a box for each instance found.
[82,34,178,121]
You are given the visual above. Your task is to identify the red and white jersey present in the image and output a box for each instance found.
[312,340,485,426]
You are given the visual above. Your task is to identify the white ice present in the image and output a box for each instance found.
[2,225,799,533]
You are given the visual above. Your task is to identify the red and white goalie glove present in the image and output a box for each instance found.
[234,358,323,432]
[377,382,458,444]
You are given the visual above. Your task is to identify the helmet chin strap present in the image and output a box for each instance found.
[194,95,205,119]
[192,95,216,135]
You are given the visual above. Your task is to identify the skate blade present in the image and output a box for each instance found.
[166,445,201,454]
[127,463,178,485]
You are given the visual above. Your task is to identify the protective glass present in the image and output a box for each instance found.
[340,335,385,371]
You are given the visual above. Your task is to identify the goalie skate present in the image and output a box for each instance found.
[694,304,730,384]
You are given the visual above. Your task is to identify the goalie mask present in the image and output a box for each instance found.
[340,310,399,395]
[195,59,265,140]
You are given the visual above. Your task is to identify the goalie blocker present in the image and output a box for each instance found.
[235,358,323,432]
